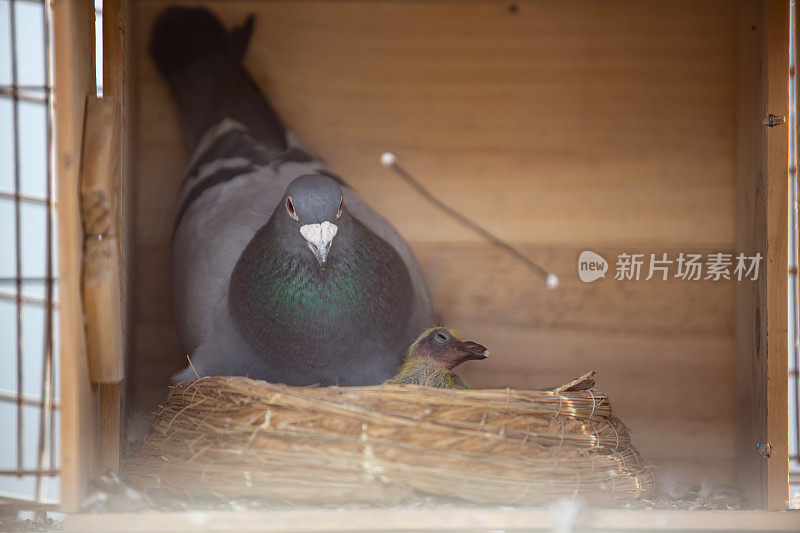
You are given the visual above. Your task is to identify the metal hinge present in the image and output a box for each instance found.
[756,441,772,458]
[763,114,787,127]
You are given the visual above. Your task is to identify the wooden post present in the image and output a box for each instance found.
[98,0,133,477]
[53,0,96,512]
[80,96,125,475]
[736,0,790,511]
[765,0,790,511]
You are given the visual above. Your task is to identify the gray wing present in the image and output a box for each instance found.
[171,120,288,354]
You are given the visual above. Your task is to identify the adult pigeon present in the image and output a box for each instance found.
[151,7,433,385]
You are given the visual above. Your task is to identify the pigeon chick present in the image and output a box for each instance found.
[385,328,489,389]
[152,7,433,386]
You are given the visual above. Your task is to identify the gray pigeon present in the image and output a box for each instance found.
[151,7,433,385]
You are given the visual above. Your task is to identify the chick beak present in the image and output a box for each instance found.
[454,340,490,361]
[300,221,338,267]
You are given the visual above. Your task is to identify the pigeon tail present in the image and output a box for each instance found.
[150,6,287,154]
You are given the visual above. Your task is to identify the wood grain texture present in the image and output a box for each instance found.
[95,0,134,477]
[134,0,738,247]
[734,0,768,510]
[764,0,790,511]
[733,0,791,511]
[102,0,133,379]
[81,96,124,383]
[97,382,123,476]
[53,0,96,511]
[130,0,744,491]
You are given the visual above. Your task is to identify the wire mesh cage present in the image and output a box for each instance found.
[0,0,59,509]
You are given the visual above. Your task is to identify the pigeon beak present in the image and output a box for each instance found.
[300,221,338,266]
[444,340,490,370]
[455,340,490,360]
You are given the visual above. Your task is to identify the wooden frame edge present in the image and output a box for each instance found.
[53,0,96,512]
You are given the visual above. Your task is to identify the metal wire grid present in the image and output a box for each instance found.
[0,0,58,506]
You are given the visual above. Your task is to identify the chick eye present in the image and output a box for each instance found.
[434,331,448,344]
[336,197,343,219]
[286,196,298,220]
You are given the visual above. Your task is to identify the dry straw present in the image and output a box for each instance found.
[126,372,655,506]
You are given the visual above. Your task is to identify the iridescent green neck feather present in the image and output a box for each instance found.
[228,216,415,378]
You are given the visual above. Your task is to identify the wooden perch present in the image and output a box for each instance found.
[80,96,124,383]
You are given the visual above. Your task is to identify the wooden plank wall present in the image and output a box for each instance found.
[132,0,743,488]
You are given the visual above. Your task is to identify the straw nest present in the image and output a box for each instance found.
[125,373,655,506]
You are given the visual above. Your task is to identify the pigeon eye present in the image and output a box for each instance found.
[434,331,448,344]
[286,196,298,220]
[336,197,343,219]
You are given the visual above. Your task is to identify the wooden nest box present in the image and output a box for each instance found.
[54,0,794,528]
